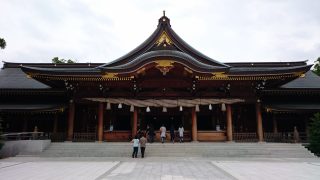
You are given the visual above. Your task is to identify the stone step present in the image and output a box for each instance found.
[42,147,309,152]
[20,142,316,158]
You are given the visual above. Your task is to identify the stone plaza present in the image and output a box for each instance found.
[1,156,320,180]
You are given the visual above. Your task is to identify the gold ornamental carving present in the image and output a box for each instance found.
[212,72,228,79]
[155,60,174,75]
[293,71,305,78]
[26,72,39,78]
[155,31,173,46]
[102,73,118,79]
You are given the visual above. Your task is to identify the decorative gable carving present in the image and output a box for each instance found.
[155,60,175,75]
[155,31,173,47]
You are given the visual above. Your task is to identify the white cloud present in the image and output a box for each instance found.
[0,0,319,67]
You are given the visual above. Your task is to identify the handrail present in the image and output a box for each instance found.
[48,132,66,142]
[233,132,309,143]
[0,132,48,141]
[73,132,96,142]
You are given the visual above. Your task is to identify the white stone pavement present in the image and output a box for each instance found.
[213,161,320,180]
[0,157,320,180]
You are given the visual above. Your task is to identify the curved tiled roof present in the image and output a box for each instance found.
[229,64,312,75]
[100,27,162,68]
[165,25,229,67]
[21,66,101,75]
[4,15,312,82]
[99,50,229,73]
[98,15,230,69]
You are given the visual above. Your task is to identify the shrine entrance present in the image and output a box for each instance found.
[142,108,185,131]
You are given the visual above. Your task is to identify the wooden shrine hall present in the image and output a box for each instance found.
[1,14,320,143]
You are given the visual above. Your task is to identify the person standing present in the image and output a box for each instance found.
[160,124,166,143]
[178,125,184,143]
[137,127,142,138]
[139,134,147,158]
[146,125,150,141]
[131,135,139,158]
[170,124,175,143]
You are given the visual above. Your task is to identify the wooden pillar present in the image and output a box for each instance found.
[272,114,278,133]
[256,102,264,142]
[97,102,104,142]
[53,113,58,133]
[67,100,75,141]
[132,107,138,138]
[191,107,198,141]
[226,104,233,141]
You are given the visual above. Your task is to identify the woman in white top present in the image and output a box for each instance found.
[131,135,139,158]
[178,125,184,143]
[160,124,166,143]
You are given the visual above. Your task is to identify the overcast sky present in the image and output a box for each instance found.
[1,0,320,67]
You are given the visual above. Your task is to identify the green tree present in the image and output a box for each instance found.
[0,38,6,49]
[313,57,320,76]
[52,57,76,64]
[309,112,320,155]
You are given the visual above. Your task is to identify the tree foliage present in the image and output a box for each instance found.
[309,112,320,155]
[52,57,76,64]
[313,57,320,76]
[0,38,6,49]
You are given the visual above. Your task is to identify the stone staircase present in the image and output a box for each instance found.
[20,142,316,158]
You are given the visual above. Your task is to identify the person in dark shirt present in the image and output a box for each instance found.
[170,124,175,143]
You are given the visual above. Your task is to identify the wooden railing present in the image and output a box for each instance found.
[48,133,67,142]
[233,132,309,143]
[264,132,284,142]
[233,133,258,142]
[73,133,96,142]
[264,132,309,143]
[0,132,48,141]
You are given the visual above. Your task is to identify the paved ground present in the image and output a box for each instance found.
[0,157,320,180]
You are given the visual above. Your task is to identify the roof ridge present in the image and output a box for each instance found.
[97,14,229,69]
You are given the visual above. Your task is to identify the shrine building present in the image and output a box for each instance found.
[1,14,320,143]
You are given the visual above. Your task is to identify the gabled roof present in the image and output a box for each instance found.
[97,14,230,72]
[11,14,312,83]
